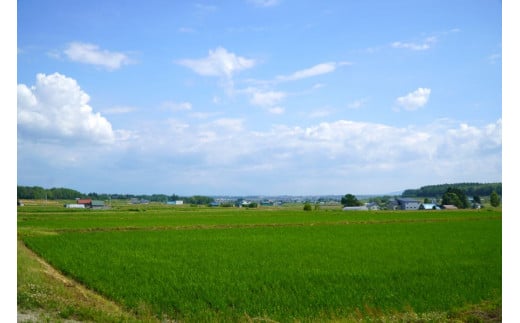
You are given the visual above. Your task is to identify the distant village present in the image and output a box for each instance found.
[61,196,482,211]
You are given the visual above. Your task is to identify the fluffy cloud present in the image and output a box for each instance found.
[396,88,431,111]
[17,73,116,144]
[177,47,256,78]
[146,117,501,172]
[64,42,133,70]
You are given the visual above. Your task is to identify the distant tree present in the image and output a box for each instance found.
[341,194,362,207]
[442,187,469,209]
[184,195,215,205]
[442,192,462,207]
[490,191,500,207]
[424,198,431,204]
[248,202,258,208]
[473,195,481,204]
[303,202,312,211]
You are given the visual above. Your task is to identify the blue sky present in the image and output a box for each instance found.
[16,0,503,196]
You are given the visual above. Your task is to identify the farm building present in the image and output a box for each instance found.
[65,204,85,209]
[167,200,184,205]
[77,198,92,207]
[72,198,105,209]
[91,200,105,209]
[342,206,369,211]
[419,203,441,210]
[396,198,421,210]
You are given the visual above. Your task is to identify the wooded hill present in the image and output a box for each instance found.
[402,182,501,198]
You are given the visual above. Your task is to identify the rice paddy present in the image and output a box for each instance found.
[18,205,502,322]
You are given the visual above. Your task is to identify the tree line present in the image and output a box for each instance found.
[17,186,215,205]
[402,182,501,198]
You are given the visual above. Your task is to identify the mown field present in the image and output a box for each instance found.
[17,204,502,322]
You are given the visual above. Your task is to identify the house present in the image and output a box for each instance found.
[396,198,421,210]
[419,203,441,210]
[77,198,92,207]
[166,200,184,205]
[386,200,399,210]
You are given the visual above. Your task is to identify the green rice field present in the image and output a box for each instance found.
[18,205,502,322]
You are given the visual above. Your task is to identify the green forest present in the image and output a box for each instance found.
[402,182,501,198]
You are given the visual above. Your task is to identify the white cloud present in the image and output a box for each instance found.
[177,47,256,78]
[18,112,501,194]
[64,42,134,70]
[147,118,501,171]
[276,61,350,82]
[17,73,116,144]
[391,36,437,51]
[249,90,286,107]
[396,88,431,111]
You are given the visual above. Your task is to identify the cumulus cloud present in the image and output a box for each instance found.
[276,61,350,82]
[177,47,256,78]
[395,88,431,111]
[144,117,501,172]
[17,73,115,144]
[392,36,437,51]
[64,42,134,70]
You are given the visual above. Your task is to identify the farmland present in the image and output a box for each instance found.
[17,204,502,322]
